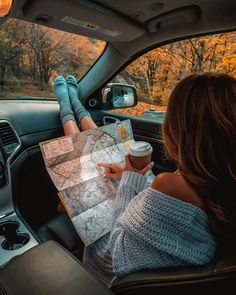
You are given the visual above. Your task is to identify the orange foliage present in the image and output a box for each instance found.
[49,29,105,79]
[116,32,236,108]
[0,18,235,107]
[111,102,167,116]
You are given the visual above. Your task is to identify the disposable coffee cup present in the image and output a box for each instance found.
[128,141,153,170]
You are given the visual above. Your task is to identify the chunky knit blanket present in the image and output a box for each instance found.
[84,171,216,286]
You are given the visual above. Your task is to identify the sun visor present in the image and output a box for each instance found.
[22,0,144,41]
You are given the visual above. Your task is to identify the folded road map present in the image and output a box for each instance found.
[40,120,134,246]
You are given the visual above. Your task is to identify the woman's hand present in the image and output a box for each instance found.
[98,155,154,180]
[124,155,154,175]
[97,162,124,179]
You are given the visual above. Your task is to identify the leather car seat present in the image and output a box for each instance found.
[36,214,236,293]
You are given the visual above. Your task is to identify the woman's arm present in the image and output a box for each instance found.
[108,187,161,278]
[112,171,148,223]
[98,155,153,222]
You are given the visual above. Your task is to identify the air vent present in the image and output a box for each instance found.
[0,122,20,154]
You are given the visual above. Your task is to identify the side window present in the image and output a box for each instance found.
[111,32,236,120]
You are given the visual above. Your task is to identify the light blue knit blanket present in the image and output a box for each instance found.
[84,171,216,286]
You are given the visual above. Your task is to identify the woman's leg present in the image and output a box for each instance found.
[54,76,81,136]
[80,116,97,130]
[63,120,80,135]
[54,76,81,213]
[66,75,97,131]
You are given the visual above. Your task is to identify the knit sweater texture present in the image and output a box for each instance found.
[83,171,216,286]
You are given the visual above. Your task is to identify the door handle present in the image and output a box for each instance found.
[103,116,121,125]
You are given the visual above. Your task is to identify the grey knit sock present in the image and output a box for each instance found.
[66,75,91,124]
[53,76,75,125]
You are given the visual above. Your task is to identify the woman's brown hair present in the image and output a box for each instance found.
[163,73,236,242]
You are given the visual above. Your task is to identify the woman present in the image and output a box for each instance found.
[54,73,236,286]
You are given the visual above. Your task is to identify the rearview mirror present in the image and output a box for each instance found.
[102,83,137,109]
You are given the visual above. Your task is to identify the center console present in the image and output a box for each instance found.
[0,240,112,295]
[0,212,38,266]
[0,120,39,267]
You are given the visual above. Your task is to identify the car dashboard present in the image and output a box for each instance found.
[0,100,62,142]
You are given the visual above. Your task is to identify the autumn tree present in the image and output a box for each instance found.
[26,24,69,90]
[116,32,236,109]
[164,33,236,79]
[0,19,28,93]
[61,35,105,80]
[118,44,174,105]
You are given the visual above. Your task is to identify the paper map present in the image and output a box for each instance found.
[40,120,134,246]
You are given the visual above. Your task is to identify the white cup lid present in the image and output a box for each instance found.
[129,141,153,157]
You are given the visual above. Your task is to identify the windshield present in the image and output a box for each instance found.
[0,18,106,99]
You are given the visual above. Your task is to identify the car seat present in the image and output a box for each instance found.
[36,213,236,293]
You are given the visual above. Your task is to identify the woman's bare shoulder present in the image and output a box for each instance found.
[151,172,205,209]
[151,172,177,193]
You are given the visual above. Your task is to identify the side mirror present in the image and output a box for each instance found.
[102,83,137,109]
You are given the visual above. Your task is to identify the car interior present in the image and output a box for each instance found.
[0,0,235,294]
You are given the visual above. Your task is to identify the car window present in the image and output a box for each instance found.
[110,31,236,121]
[0,18,106,99]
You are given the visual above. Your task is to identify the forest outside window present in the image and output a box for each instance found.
[0,18,106,99]
[111,32,236,119]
